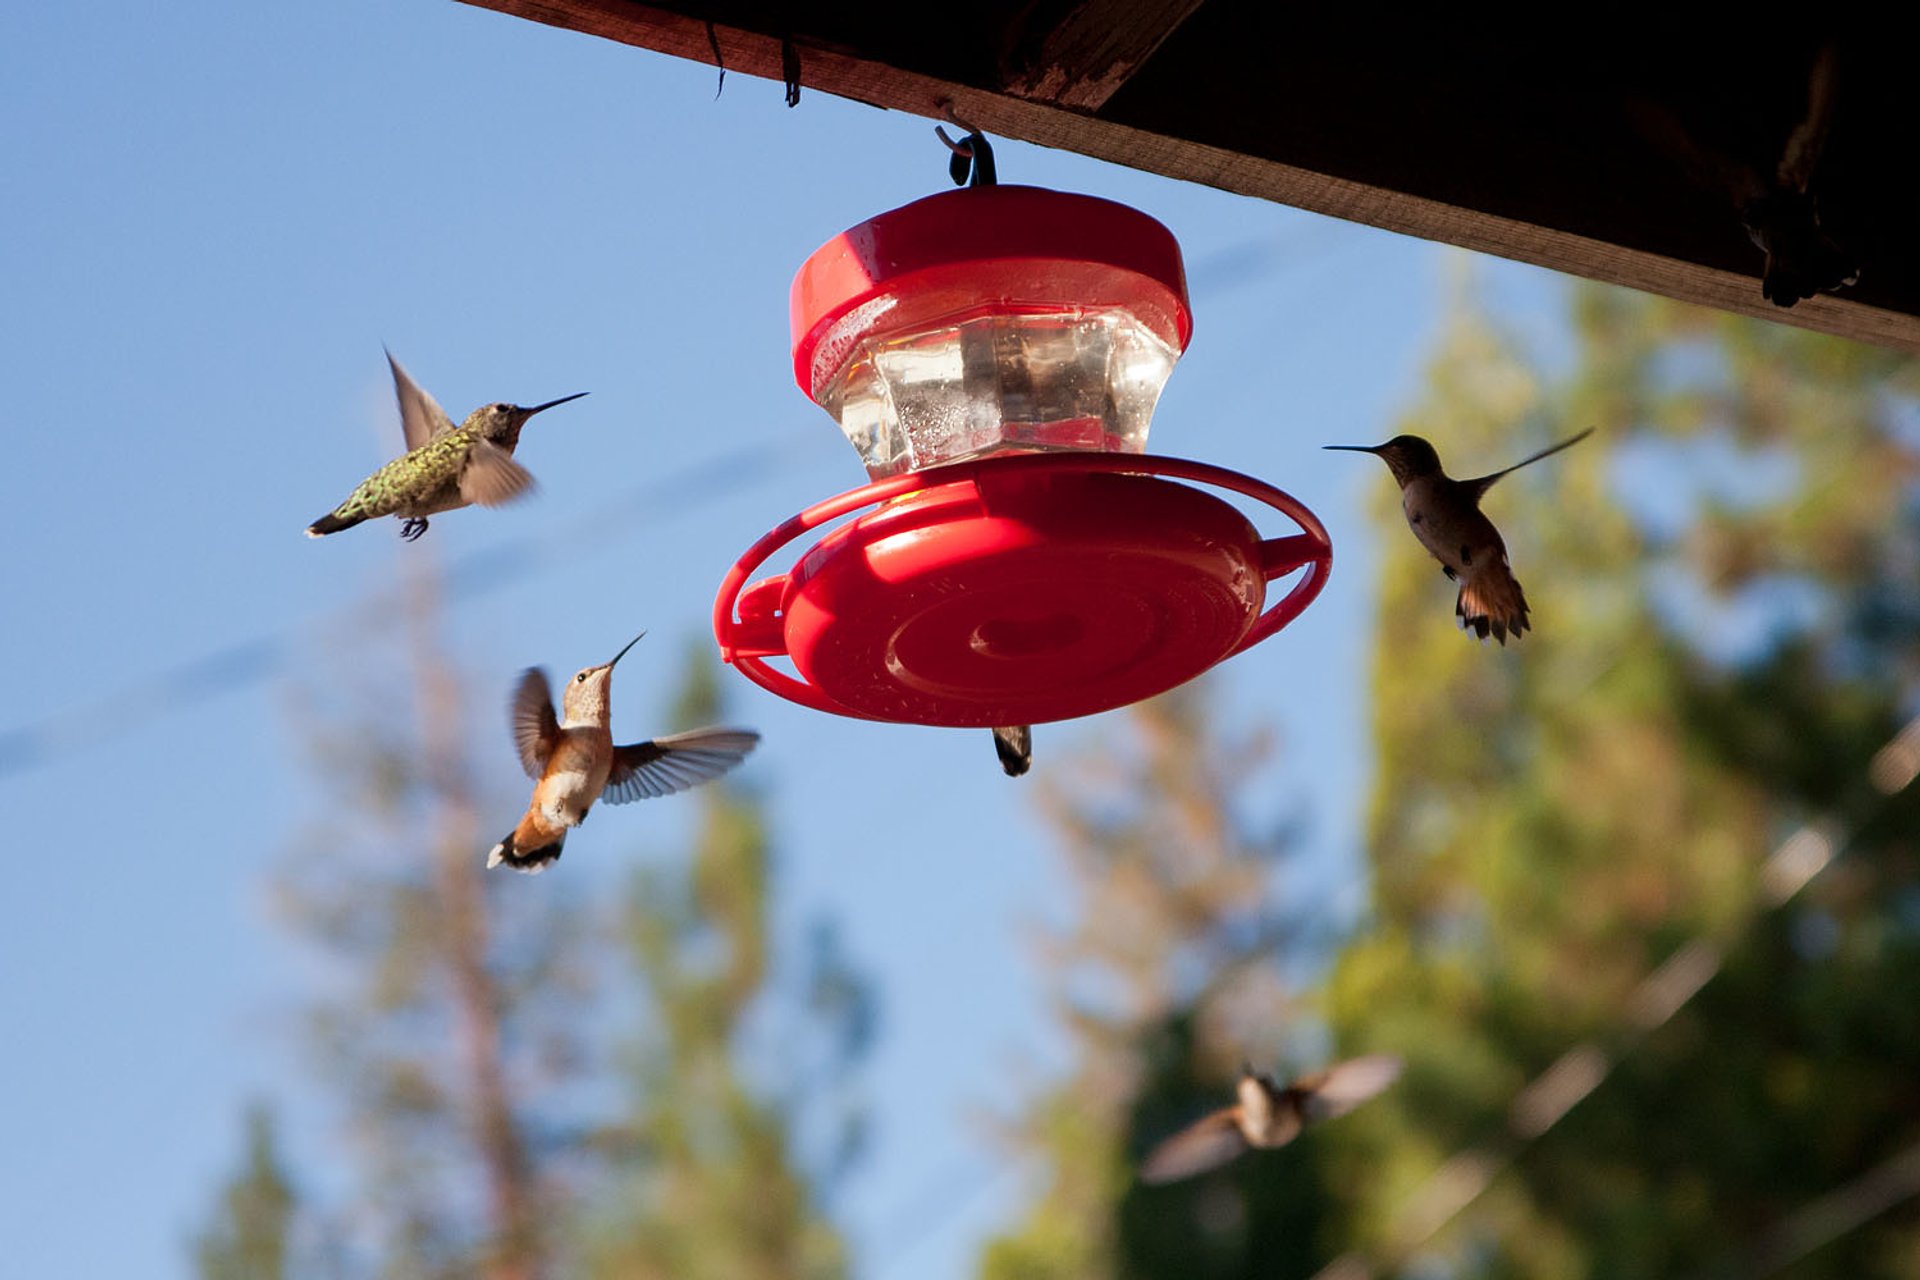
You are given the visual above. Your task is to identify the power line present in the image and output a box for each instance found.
[0,222,1345,781]
[0,430,829,778]
[1732,1140,1920,1277]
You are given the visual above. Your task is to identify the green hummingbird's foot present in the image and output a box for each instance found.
[399,518,429,542]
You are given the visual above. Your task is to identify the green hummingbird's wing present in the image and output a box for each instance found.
[459,439,536,507]
[386,348,457,451]
[604,728,761,804]
[1138,1108,1247,1184]
[509,668,560,779]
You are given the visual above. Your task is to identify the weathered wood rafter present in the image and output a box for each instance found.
[458,3,1920,355]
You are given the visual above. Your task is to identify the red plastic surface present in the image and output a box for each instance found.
[790,185,1193,402]
[714,453,1331,727]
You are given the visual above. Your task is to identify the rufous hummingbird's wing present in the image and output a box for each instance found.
[509,668,561,779]
[458,439,536,507]
[1138,1107,1248,1184]
[386,347,456,451]
[603,727,761,804]
[1292,1054,1404,1123]
[1462,426,1594,499]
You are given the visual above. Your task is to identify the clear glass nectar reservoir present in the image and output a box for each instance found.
[790,186,1192,480]
[819,307,1177,477]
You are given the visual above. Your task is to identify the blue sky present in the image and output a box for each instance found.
[0,3,1574,1275]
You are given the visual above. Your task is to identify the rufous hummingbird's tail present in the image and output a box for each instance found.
[306,510,366,538]
[487,812,568,873]
[1456,562,1531,644]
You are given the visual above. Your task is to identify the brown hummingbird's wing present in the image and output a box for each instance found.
[1463,426,1594,499]
[1293,1054,1403,1124]
[1778,45,1839,193]
[386,348,457,451]
[509,668,561,779]
[1626,94,1767,209]
[603,727,761,804]
[1138,1108,1248,1184]
[459,439,536,508]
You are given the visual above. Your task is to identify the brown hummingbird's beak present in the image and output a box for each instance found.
[1323,443,1384,454]
[605,629,647,670]
[524,391,589,416]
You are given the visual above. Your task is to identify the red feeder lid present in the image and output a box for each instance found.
[715,453,1330,727]
[790,185,1193,404]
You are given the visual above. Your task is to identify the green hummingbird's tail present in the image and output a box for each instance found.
[305,510,367,538]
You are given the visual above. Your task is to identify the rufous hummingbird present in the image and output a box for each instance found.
[487,631,761,873]
[992,725,1031,777]
[307,348,586,542]
[1138,1054,1402,1184]
[1325,427,1593,643]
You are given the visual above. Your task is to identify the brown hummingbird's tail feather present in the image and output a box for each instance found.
[306,510,365,538]
[1456,564,1531,645]
[487,813,568,874]
[992,725,1032,777]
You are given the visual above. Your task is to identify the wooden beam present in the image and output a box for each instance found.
[997,0,1208,111]
[456,2,1920,355]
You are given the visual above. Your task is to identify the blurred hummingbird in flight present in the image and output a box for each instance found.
[1325,427,1593,643]
[488,631,761,873]
[1139,1054,1402,1184]
[306,348,586,541]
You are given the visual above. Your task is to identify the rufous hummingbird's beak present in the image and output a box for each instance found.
[524,391,589,416]
[1323,443,1384,453]
[605,629,647,670]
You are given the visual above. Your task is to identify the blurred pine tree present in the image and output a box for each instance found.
[195,1104,297,1280]
[1323,280,1920,1279]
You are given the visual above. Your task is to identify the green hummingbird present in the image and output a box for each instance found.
[306,349,586,541]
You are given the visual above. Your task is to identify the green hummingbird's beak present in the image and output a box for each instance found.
[605,629,647,670]
[525,391,589,416]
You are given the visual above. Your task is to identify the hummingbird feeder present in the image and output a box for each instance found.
[714,133,1331,730]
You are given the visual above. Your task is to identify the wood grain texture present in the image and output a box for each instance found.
[456,3,1920,354]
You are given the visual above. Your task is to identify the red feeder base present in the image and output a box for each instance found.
[714,453,1330,727]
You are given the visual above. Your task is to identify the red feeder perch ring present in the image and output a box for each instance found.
[713,451,1330,728]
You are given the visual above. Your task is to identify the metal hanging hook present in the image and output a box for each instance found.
[934,105,996,187]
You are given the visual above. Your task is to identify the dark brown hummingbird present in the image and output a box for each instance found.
[1629,44,1857,307]
[488,631,760,873]
[1139,1055,1402,1184]
[992,724,1031,777]
[1326,428,1593,643]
